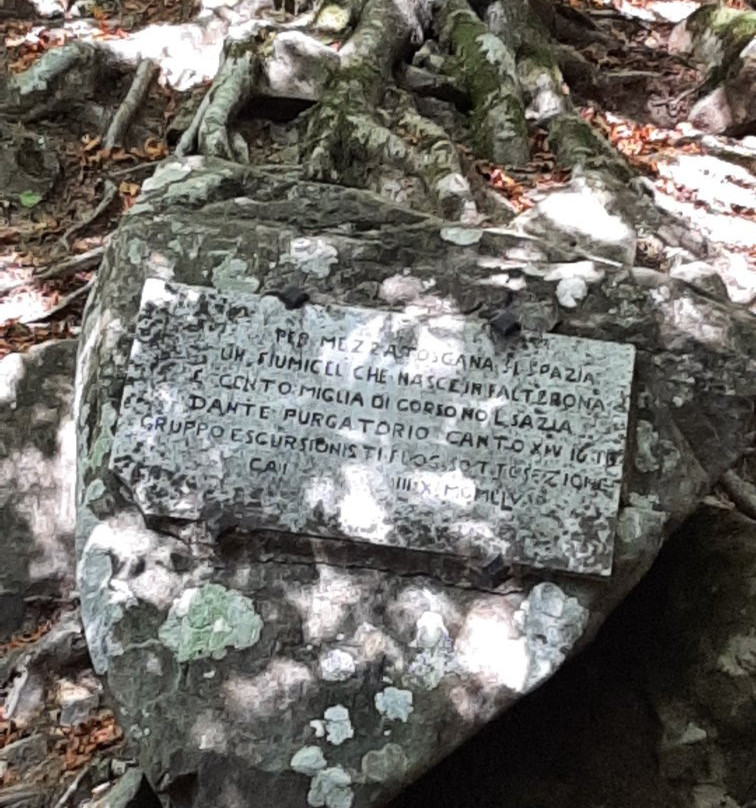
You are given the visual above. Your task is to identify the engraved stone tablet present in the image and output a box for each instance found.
[110,279,636,577]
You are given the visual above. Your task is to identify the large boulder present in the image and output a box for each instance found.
[74,157,754,808]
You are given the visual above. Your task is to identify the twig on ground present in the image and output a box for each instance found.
[34,245,106,281]
[721,469,756,521]
[103,58,159,150]
[1,666,29,720]
[52,758,100,808]
[60,182,118,250]
[21,278,95,324]
[107,161,158,179]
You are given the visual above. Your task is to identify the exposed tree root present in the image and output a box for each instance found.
[34,245,106,281]
[297,0,477,219]
[298,0,430,180]
[60,182,118,251]
[479,0,630,181]
[177,34,261,161]
[721,469,756,522]
[547,113,631,180]
[436,0,529,164]
[0,0,641,223]
[21,277,95,324]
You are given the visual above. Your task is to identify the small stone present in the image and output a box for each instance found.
[439,226,483,246]
[319,649,356,682]
[274,286,310,310]
[56,678,100,727]
[555,277,588,308]
[543,260,603,284]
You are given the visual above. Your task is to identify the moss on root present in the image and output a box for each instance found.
[547,113,632,180]
[438,0,529,164]
[684,3,756,83]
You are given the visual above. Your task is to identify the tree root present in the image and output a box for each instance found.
[546,113,631,180]
[0,0,647,225]
[21,277,95,324]
[297,0,477,218]
[299,0,431,180]
[60,182,118,251]
[302,78,477,220]
[721,469,756,522]
[435,0,529,165]
[34,245,106,281]
[485,0,569,125]
[176,32,264,161]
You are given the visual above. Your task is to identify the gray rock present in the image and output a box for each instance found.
[56,673,101,726]
[0,124,60,206]
[74,157,754,807]
[0,340,77,639]
[88,768,162,808]
[0,734,47,777]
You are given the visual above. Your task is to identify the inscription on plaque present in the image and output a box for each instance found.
[110,279,635,576]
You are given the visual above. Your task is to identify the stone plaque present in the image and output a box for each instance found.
[110,279,636,577]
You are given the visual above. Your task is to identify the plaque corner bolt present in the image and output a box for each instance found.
[269,286,310,310]
[488,309,521,339]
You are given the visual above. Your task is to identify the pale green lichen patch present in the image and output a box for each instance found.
[158,583,263,663]
[291,745,327,776]
[308,766,353,808]
[282,237,339,277]
[475,32,516,74]
[314,3,351,33]
[440,226,483,246]
[374,687,413,722]
[406,611,455,691]
[515,582,588,691]
[361,743,408,782]
[211,254,259,293]
[324,704,354,746]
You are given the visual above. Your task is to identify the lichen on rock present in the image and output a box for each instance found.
[158,583,263,662]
